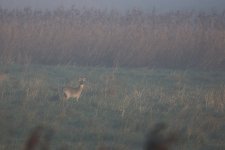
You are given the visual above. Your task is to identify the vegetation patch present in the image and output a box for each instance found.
[0,64,225,149]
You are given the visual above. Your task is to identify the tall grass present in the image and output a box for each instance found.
[1,65,225,149]
[0,7,225,69]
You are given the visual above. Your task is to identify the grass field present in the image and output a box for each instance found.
[0,64,225,150]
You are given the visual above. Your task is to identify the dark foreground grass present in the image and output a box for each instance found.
[0,64,225,150]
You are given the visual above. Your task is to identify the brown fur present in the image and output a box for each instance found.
[63,78,85,101]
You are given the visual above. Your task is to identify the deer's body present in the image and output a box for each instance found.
[63,78,85,101]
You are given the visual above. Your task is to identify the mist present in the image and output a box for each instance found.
[1,0,225,12]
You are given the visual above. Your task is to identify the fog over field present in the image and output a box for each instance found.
[1,0,225,12]
[1,0,225,150]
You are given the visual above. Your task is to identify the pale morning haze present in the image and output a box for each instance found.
[1,0,225,12]
[1,0,225,150]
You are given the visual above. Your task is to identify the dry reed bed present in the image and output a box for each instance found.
[0,8,225,69]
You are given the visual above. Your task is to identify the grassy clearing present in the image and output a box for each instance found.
[0,64,225,150]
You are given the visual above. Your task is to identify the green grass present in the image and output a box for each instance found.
[0,64,225,150]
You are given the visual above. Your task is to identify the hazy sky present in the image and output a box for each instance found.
[1,0,225,12]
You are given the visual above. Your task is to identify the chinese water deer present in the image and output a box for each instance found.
[63,78,86,101]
